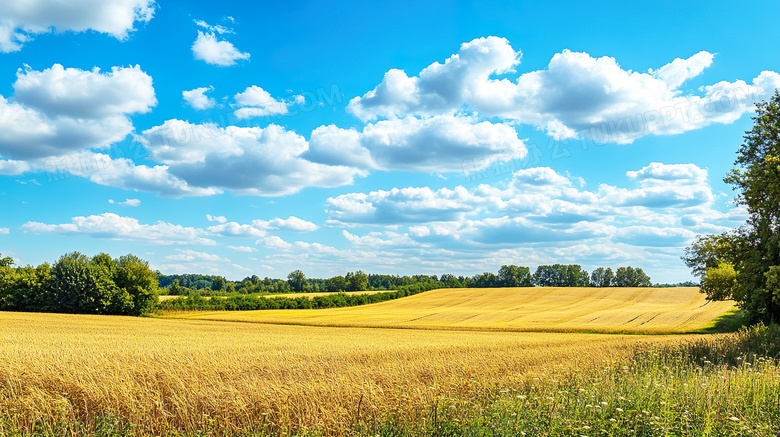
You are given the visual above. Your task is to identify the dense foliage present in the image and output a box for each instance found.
[159,264,653,298]
[157,280,443,312]
[684,91,780,323]
[0,252,158,316]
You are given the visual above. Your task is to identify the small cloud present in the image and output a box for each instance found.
[164,249,230,262]
[208,222,267,238]
[233,86,291,119]
[109,198,141,207]
[0,228,9,234]
[192,31,250,66]
[252,216,319,232]
[206,214,228,223]
[193,19,232,34]
[183,86,216,110]
[256,236,292,249]
[226,245,257,253]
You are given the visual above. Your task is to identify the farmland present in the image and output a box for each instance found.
[1,287,777,436]
[173,286,737,334]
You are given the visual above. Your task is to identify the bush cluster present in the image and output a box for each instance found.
[0,252,157,316]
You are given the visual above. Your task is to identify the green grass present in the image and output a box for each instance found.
[696,307,749,334]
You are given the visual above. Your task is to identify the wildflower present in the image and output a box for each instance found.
[729,416,740,422]
[616,408,623,412]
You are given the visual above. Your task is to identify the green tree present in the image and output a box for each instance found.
[325,275,347,292]
[590,267,614,287]
[170,279,184,295]
[498,265,533,287]
[472,272,499,288]
[346,270,369,291]
[0,253,13,268]
[563,265,588,287]
[683,233,742,277]
[287,270,309,292]
[701,262,738,301]
[440,274,462,288]
[115,254,158,316]
[615,266,647,287]
[90,253,132,315]
[51,252,104,313]
[0,263,18,310]
[633,268,652,287]
[533,265,558,286]
[533,264,588,287]
[211,276,226,292]
[686,91,780,322]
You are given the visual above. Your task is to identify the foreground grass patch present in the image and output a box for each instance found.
[362,324,780,436]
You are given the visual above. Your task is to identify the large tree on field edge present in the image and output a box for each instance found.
[684,90,780,323]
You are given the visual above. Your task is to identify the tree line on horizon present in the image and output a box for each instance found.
[1,249,657,317]
[159,264,653,297]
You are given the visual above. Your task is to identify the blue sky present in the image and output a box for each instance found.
[1,0,779,282]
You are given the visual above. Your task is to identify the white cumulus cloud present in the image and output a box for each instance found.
[21,213,216,245]
[252,216,319,232]
[139,120,365,196]
[192,31,250,66]
[348,37,780,143]
[207,222,267,238]
[0,0,155,53]
[183,86,216,110]
[307,114,526,172]
[233,85,289,119]
[0,64,156,160]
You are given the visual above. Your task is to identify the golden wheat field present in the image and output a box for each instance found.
[0,310,696,436]
[175,286,735,334]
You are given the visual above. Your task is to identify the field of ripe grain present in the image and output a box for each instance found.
[175,286,736,334]
[0,311,690,436]
[158,289,387,301]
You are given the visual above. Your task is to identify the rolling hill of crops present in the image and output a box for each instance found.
[176,286,736,333]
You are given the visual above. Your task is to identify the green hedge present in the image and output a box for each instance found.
[156,281,444,312]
